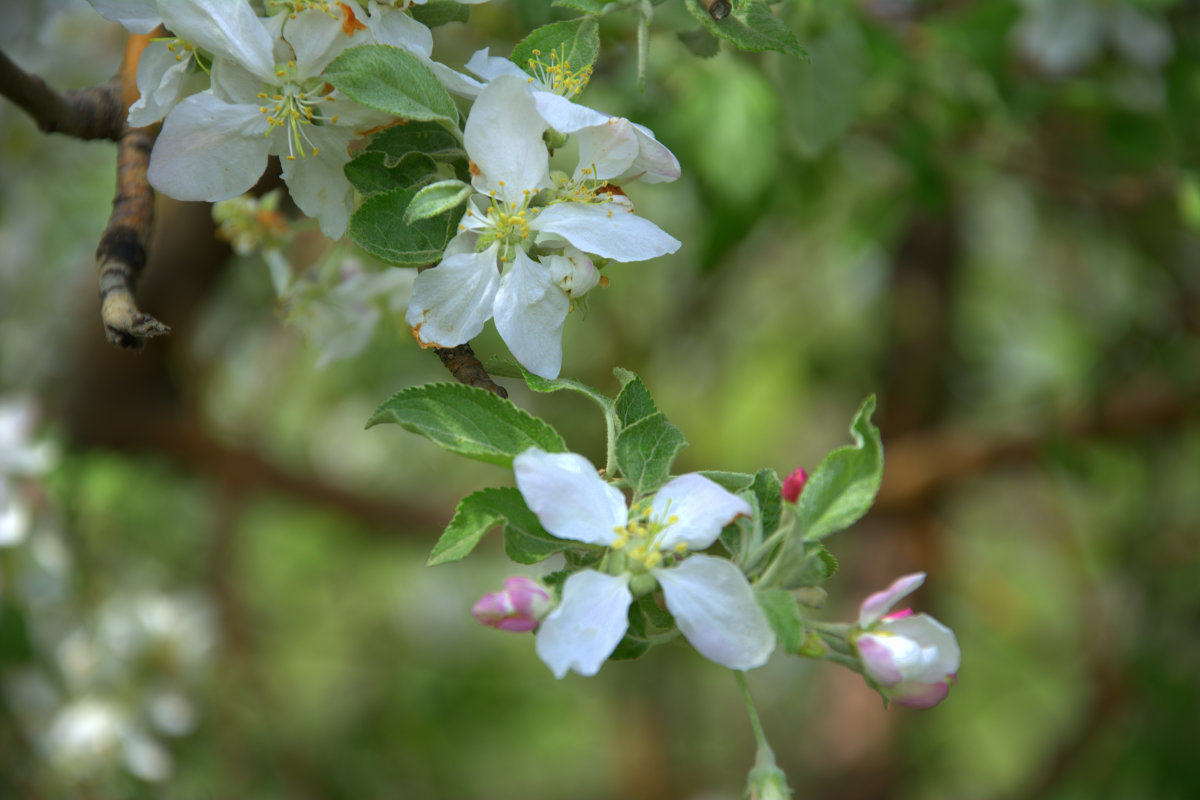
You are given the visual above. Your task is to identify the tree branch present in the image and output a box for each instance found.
[434,343,509,398]
[0,49,124,140]
[96,32,170,350]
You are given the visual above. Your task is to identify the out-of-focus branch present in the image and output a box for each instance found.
[0,49,123,140]
[96,32,170,350]
[877,381,1197,511]
[435,343,509,398]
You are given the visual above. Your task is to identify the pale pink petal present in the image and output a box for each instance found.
[655,555,775,670]
[858,572,926,628]
[652,474,751,552]
[535,570,632,678]
[493,250,569,379]
[513,449,626,546]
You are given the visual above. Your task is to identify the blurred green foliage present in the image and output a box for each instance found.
[1,0,1199,798]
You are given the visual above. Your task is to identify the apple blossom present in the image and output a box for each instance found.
[462,47,681,184]
[512,448,776,678]
[472,577,553,633]
[405,74,679,378]
[852,572,960,709]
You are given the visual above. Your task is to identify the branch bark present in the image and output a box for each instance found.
[0,49,123,140]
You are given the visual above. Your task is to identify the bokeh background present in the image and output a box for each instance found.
[2,0,1199,798]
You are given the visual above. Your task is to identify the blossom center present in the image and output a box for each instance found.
[524,47,593,99]
[610,509,686,572]
[258,62,338,160]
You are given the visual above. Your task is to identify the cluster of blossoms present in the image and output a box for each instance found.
[91,0,684,379]
[0,397,56,547]
[473,448,960,710]
[405,73,680,378]
[88,0,482,238]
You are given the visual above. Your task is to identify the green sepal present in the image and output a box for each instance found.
[511,17,601,79]
[772,542,839,590]
[348,186,459,266]
[323,45,458,125]
[757,588,804,653]
[797,395,883,541]
[366,382,566,466]
[683,0,804,56]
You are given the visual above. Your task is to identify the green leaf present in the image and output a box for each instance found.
[613,370,658,429]
[367,382,566,466]
[405,179,472,223]
[678,26,721,58]
[488,357,613,412]
[552,0,615,13]
[772,541,840,590]
[616,412,688,498]
[797,395,883,541]
[365,122,464,166]
[324,45,458,125]
[750,468,783,537]
[348,186,459,266]
[698,470,756,493]
[757,589,804,653]
[609,603,650,660]
[781,15,866,158]
[511,17,601,79]
[345,151,439,196]
[410,0,469,27]
[504,524,576,564]
[683,0,804,56]
[428,487,532,565]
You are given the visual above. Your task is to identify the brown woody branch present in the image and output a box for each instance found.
[434,343,509,398]
[0,49,123,140]
[96,32,171,350]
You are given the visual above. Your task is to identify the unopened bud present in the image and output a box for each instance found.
[781,467,808,503]
[471,577,553,633]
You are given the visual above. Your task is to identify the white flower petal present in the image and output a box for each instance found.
[159,0,275,82]
[277,125,356,239]
[404,242,500,346]
[653,474,752,551]
[367,1,434,58]
[531,201,680,262]
[535,570,632,678]
[494,250,569,379]
[656,555,775,671]
[286,8,363,77]
[879,613,960,680]
[622,123,681,184]
[463,75,549,204]
[532,92,611,134]
[128,42,192,127]
[858,572,925,628]
[513,448,626,546]
[573,116,640,181]
[465,48,530,83]
[86,0,160,34]
[147,93,269,201]
[544,248,599,298]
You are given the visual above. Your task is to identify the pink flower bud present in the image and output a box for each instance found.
[471,577,553,633]
[781,467,808,503]
[852,574,960,709]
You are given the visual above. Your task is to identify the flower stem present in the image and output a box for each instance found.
[604,406,617,477]
[734,671,770,753]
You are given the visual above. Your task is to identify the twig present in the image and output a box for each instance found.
[96,33,170,350]
[0,49,123,140]
[434,343,509,398]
